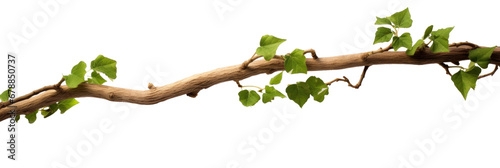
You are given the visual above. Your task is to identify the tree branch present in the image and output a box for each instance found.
[479,65,499,79]
[438,62,452,76]
[326,66,369,89]
[1,45,500,122]
[1,77,65,108]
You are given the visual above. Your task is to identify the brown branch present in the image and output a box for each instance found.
[304,49,318,59]
[438,63,452,76]
[326,66,370,89]
[240,54,283,69]
[362,43,393,61]
[1,45,500,122]
[1,78,65,108]
[234,80,243,87]
[479,65,499,79]
[56,77,65,88]
[449,41,479,49]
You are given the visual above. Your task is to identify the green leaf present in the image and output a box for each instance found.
[286,82,311,108]
[469,46,496,69]
[262,86,286,103]
[64,74,85,88]
[389,8,412,28]
[392,33,413,51]
[88,71,107,85]
[373,27,393,44]
[406,39,425,56]
[269,71,283,85]
[0,88,11,102]
[238,90,261,107]
[71,61,87,77]
[64,61,87,88]
[284,49,307,74]
[25,110,38,124]
[15,114,20,122]
[256,35,287,61]
[41,103,59,118]
[423,25,433,40]
[451,66,481,100]
[91,55,117,80]
[375,17,392,26]
[58,98,79,114]
[305,76,329,102]
[429,27,454,53]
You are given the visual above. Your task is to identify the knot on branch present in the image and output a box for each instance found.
[186,90,199,98]
[108,92,115,100]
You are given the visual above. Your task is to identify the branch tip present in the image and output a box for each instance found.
[148,83,156,89]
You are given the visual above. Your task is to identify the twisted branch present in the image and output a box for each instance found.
[1,45,499,122]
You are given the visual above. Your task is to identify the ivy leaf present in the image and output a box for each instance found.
[269,71,283,85]
[88,71,107,85]
[63,61,87,88]
[375,17,392,26]
[306,76,329,102]
[58,98,79,114]
[238,90,261,107]
[41,103,59,118]
[15,114,20,122]
[451,66,481,100]
[0,88,11,102]
[286,82,311,108]
[373,27,393,44]
[469,46,496,69]
[25,110,39,124]
[392,33,413,51]
[262,86,286,103]
[256,35,287,61]
[389,8,412,28]
[91,55,117,80]
[284,49,307,74]
[429,27,454,53]
[406,39,425,56]
[423,25,433,40]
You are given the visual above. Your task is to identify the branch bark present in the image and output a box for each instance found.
[1,45,500,122]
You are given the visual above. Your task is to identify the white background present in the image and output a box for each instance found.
[1,0,500,167]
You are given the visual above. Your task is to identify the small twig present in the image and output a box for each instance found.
[449,41,479,49]
[240,52,257,69]
[362,44,393,61]
[303,49,318,59]
[479,65,499,79]
[240,54,284,70]
[148,83,156,89]
[56,77,65,88]
[326,66,370,89]
[438,63,452,76]
[1,78,66,108]
[234,80,243,87]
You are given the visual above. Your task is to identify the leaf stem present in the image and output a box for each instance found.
[426,40,433,46]
[448,66,466,69]
[241,85,264,92]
